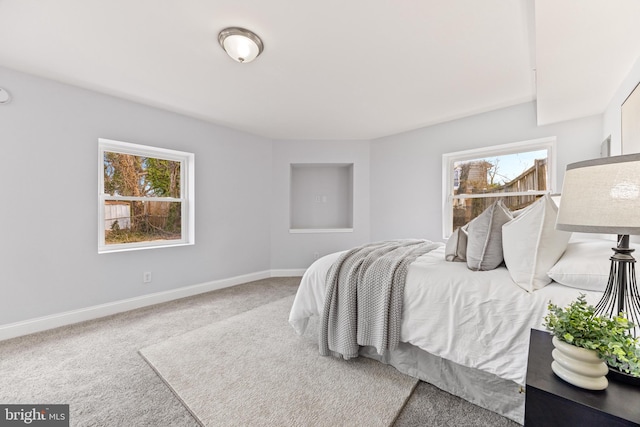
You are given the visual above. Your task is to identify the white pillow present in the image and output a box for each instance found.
[466,200,513,271]
[547,240,618,291]
[445,224,468,262]
[502,195,571,292]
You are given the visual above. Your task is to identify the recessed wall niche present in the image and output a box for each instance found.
[290,163,354,232]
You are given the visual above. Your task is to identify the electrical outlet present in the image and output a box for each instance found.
[143,272,152,283]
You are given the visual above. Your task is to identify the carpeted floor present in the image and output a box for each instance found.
[0,277,519,426]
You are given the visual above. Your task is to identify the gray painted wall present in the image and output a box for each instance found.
[369,102,603,242]
[0,66,272,325]
[3,58,636,329]
[290,164,354,229]
[271,140,371,269]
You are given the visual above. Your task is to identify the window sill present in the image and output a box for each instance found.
[289,228,354,234]
[98,241,194,254]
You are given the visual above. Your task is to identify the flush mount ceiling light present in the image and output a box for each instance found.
[0,87,11,104]
[218,27,264,63]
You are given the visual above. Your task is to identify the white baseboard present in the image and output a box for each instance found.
[0,270,303,342]
[270,268,306,277]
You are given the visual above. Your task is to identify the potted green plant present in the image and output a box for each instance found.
[543,295,640,389]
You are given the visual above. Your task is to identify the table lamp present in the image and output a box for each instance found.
[556,153,640,331]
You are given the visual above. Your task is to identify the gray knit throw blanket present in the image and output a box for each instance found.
[319,239,439,360]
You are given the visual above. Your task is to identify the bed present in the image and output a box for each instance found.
[288,196,614,424]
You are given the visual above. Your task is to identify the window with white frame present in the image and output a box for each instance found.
[442,137,556,238]
[98,138,195,253]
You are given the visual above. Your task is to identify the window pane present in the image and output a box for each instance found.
[104,200,182,245]
[453,150,547,196]
[452,195,542,230]
[444,138,555,238]
[103,152,181,197]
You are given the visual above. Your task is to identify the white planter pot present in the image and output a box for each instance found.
[551,336,608,390]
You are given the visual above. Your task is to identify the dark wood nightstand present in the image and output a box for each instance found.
[525,329,640,426]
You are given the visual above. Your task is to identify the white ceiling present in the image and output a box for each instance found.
[0,0,639,140]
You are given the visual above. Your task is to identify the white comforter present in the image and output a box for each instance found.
[289,244,603,386]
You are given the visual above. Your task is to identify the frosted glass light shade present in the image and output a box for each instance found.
[0,87,10,104]
[556,153,640,235]
[218,27,264,63]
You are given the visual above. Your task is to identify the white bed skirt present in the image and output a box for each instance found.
[359,342,525,425]
[302,314,525,425]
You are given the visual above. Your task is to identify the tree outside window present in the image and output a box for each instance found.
[98,139,194,253]
[443,138,556,238]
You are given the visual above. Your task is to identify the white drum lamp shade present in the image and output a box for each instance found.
[557,154,640,235]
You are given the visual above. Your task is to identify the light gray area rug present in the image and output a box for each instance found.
[139,295,418,427]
